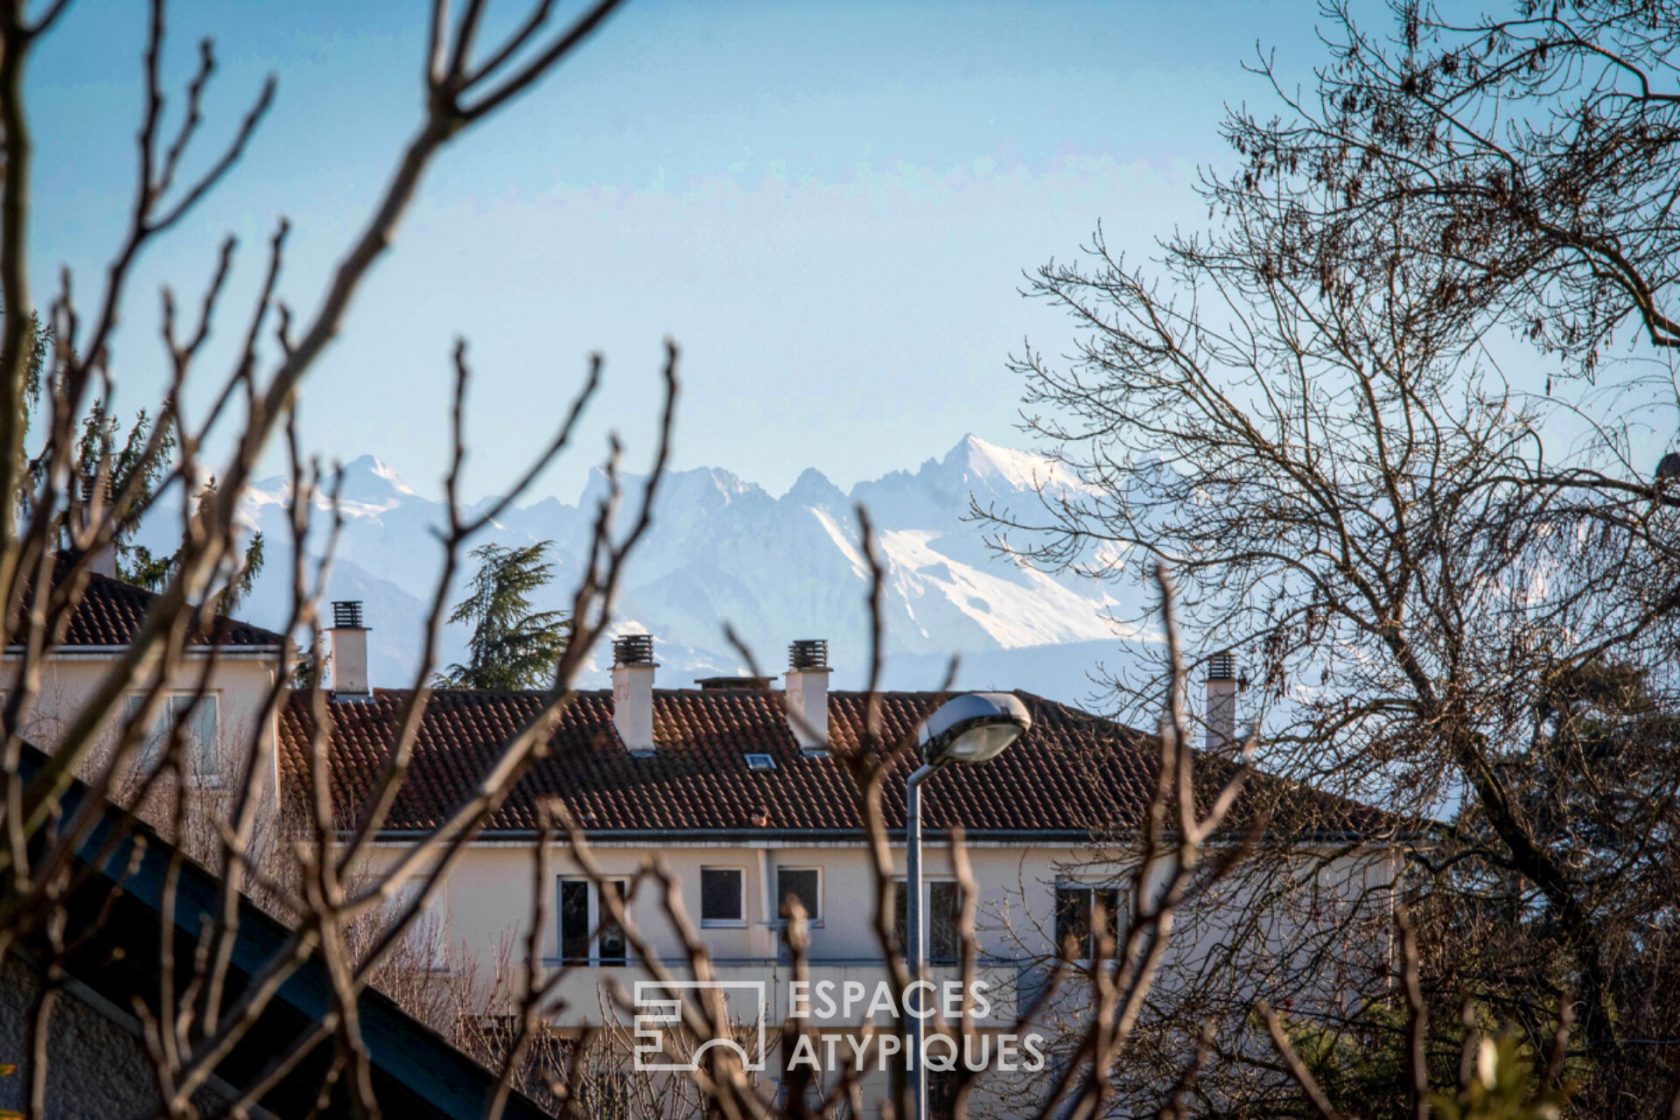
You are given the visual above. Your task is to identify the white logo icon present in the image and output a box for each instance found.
[633,980,769,1072]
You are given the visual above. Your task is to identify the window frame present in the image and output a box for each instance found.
[393,878,449,972]
[1054,882,1126,962]
[557,875,631,967]
[892,878,963,965]
[774,866,823,928]
[124,691,223,786]
[699,865,747,928]
[889,1042,963,1120]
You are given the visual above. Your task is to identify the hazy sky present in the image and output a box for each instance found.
[31,0,1323,500]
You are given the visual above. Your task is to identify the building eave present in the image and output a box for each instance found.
[352,827,1422,850]
[4,644,285,661]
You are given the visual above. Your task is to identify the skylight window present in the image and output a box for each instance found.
[744,753,776,771]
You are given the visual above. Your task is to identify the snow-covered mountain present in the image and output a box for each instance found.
[211,435,1155,707]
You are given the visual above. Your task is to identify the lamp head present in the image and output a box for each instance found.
[917,692,1032,767]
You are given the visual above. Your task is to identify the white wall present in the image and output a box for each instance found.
[354,835,1399,1116]
[357,836,1399,1017]
[6,651,285,831]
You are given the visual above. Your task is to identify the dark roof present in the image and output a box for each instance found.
[21,554,284,649]
[15,742,551,1120]
[280,688,1395,840]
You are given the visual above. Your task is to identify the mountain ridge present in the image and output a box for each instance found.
[198,434,1151,705]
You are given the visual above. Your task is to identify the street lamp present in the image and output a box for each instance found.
[905,692,1032,1120]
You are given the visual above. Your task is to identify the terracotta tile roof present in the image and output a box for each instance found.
[23,555,285,650]
[280,688,1394,840]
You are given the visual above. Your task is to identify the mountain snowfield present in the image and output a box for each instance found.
[210,435,1156,707]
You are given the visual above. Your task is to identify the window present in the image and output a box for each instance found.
[392,879,447,970]
[559,880,590,964]
[893,880,962,964]
[1055,884,1124,960]
[700,867,745,926]
[598,881,627,964]
[744,753,776,771]
[890,1048,961,1120]
[558,877,628,966]
[776,867,822,925]
[928,1067,960,1120]
[124,693,221,783]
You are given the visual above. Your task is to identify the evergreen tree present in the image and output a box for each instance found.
[72,400,174,577]
[40,367,265,610]
[435,541,569,690]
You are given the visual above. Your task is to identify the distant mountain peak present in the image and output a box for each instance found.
[940,432,1093,496]
[785,466,845,508]
[339,454,419,496]
[577,462,766,513]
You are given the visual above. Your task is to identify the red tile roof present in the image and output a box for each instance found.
[280,688,1394,840]
[18,556,286,650]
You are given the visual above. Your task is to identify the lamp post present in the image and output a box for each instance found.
[905,692,1032,1120]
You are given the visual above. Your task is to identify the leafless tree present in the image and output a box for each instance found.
[0,1,1547,1118]
[1259,906,1575,1120]
[986,4,1680,1112]
[0,0,690,1115]
[470,554,1259,1120]
[1227,0,1680,369]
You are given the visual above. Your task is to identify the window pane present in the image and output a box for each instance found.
[598,880,627,965]
[929,1068,960,1120]
[1055,887,1092,959]
[893,882,960,962]
[165,697,191,769]
[560,879,590,964]
[188,696,220,780]
[777,868,820,923]
[1098,887,1123,947]
[420,889,445,968]
[125,695,161,767]
[700,868,743,923]
[394,880,444,969]
[930,882,961,964]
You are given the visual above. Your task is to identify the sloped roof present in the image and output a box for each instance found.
[17,555,285,650]
[280,688,1395,840]
[15,741,552,1120]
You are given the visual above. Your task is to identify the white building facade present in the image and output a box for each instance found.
[288,623,1405,1118]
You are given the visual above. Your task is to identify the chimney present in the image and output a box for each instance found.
[1205,651,1241,754]
[611,634,657,756]
[329,600,371,698]
[784,639,831,753]
[79,476,117,579]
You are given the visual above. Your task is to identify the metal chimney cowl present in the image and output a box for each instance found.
[1204,650,1240,755]
[784,639,831,753]
[611,633,657,755]
[329,600,371,698]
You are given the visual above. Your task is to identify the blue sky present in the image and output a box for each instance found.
[30,0,1323,500]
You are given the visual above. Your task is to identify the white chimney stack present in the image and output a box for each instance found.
[1205,651,1241,754]
[784,639,831,753]
[79,477,117,579]
[329,601,371,698]
[611,634,657,756]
